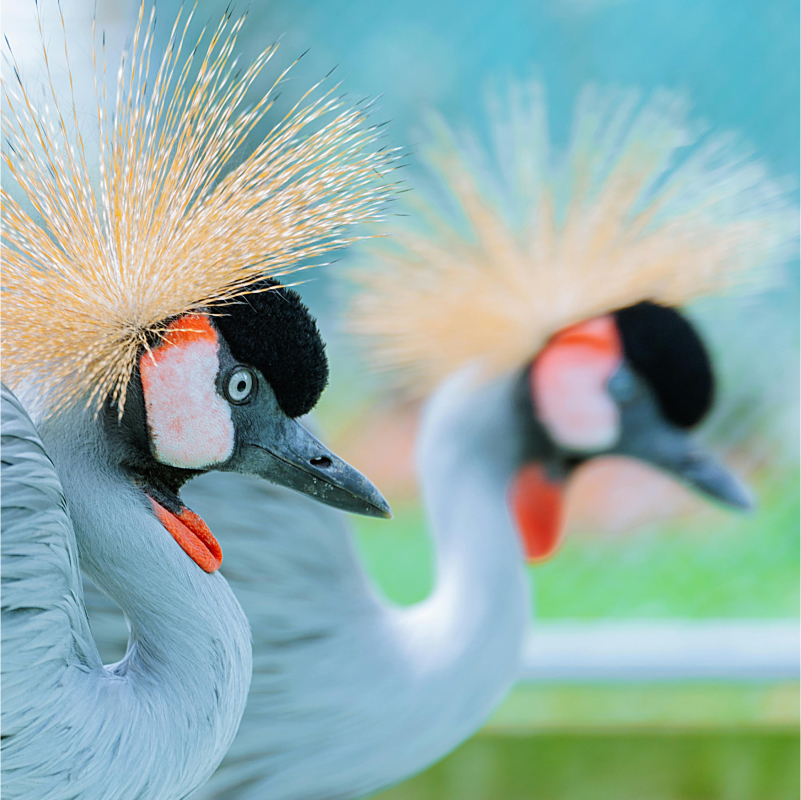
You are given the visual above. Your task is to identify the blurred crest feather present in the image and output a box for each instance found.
[2,3,398,416]
[349,81,797,394]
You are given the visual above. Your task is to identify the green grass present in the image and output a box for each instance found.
[370,731,800,800]
[486,683,800,733]
[352,471,800,618]
[352,502,434,605]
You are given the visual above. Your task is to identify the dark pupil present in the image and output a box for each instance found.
[237,379,247,393]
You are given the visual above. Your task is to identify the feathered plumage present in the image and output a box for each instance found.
[2,4,397,415]
[349,81,796,393]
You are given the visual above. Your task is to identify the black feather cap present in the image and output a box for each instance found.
[614,301,714,429]
[214,280,329,418]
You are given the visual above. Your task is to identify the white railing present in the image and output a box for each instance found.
[520,620,800,682]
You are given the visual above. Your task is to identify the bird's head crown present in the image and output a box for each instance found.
[349,81,796,395]
[2,4,398,417]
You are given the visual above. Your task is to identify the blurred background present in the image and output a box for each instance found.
[5,1,798,798]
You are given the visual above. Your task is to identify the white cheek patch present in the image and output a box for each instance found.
[532,316,623,452]
[141,323,234,469]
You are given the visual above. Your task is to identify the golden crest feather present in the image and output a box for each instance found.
[2,4,398,415]
[349,81,797,394]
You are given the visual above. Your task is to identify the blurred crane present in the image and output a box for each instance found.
[91,83,795,800]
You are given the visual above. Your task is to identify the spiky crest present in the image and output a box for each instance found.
[349,81,796,394]
[2,3,398,415]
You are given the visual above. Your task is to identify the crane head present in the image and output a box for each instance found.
[108,281,390,572]
[510,301,752,562]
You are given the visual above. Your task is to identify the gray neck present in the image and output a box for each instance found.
[196,365,530,800]
[381,365,530,772]
[40,406,251,799]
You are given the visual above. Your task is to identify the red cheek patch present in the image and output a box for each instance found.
[140,315,234,469]
[149,496,222,573]
[509,464,565,562]
[531,315,623,452]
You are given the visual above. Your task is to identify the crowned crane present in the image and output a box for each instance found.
[86,82,796,800]
[0,7,397,799]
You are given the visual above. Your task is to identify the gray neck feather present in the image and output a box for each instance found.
[41,406,252,800]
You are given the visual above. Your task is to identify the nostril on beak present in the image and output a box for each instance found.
[310,456,333,469]
[681,452,703,470]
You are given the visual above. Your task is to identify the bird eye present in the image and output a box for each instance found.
[225,368,255,404]
[607,366,638,404]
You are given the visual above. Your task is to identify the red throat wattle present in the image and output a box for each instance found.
[512,315,622,562]
[509,464,565,562]
[148,497,222,573]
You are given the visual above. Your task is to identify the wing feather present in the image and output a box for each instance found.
[1,385,102,747]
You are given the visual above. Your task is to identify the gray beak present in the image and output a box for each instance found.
[629,425,754,510]
[610,368,754,511]
[230,415,392,519]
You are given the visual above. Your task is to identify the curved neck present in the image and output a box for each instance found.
[385,366,530,760]
[198,366,530,800]
[40,407,251,800]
